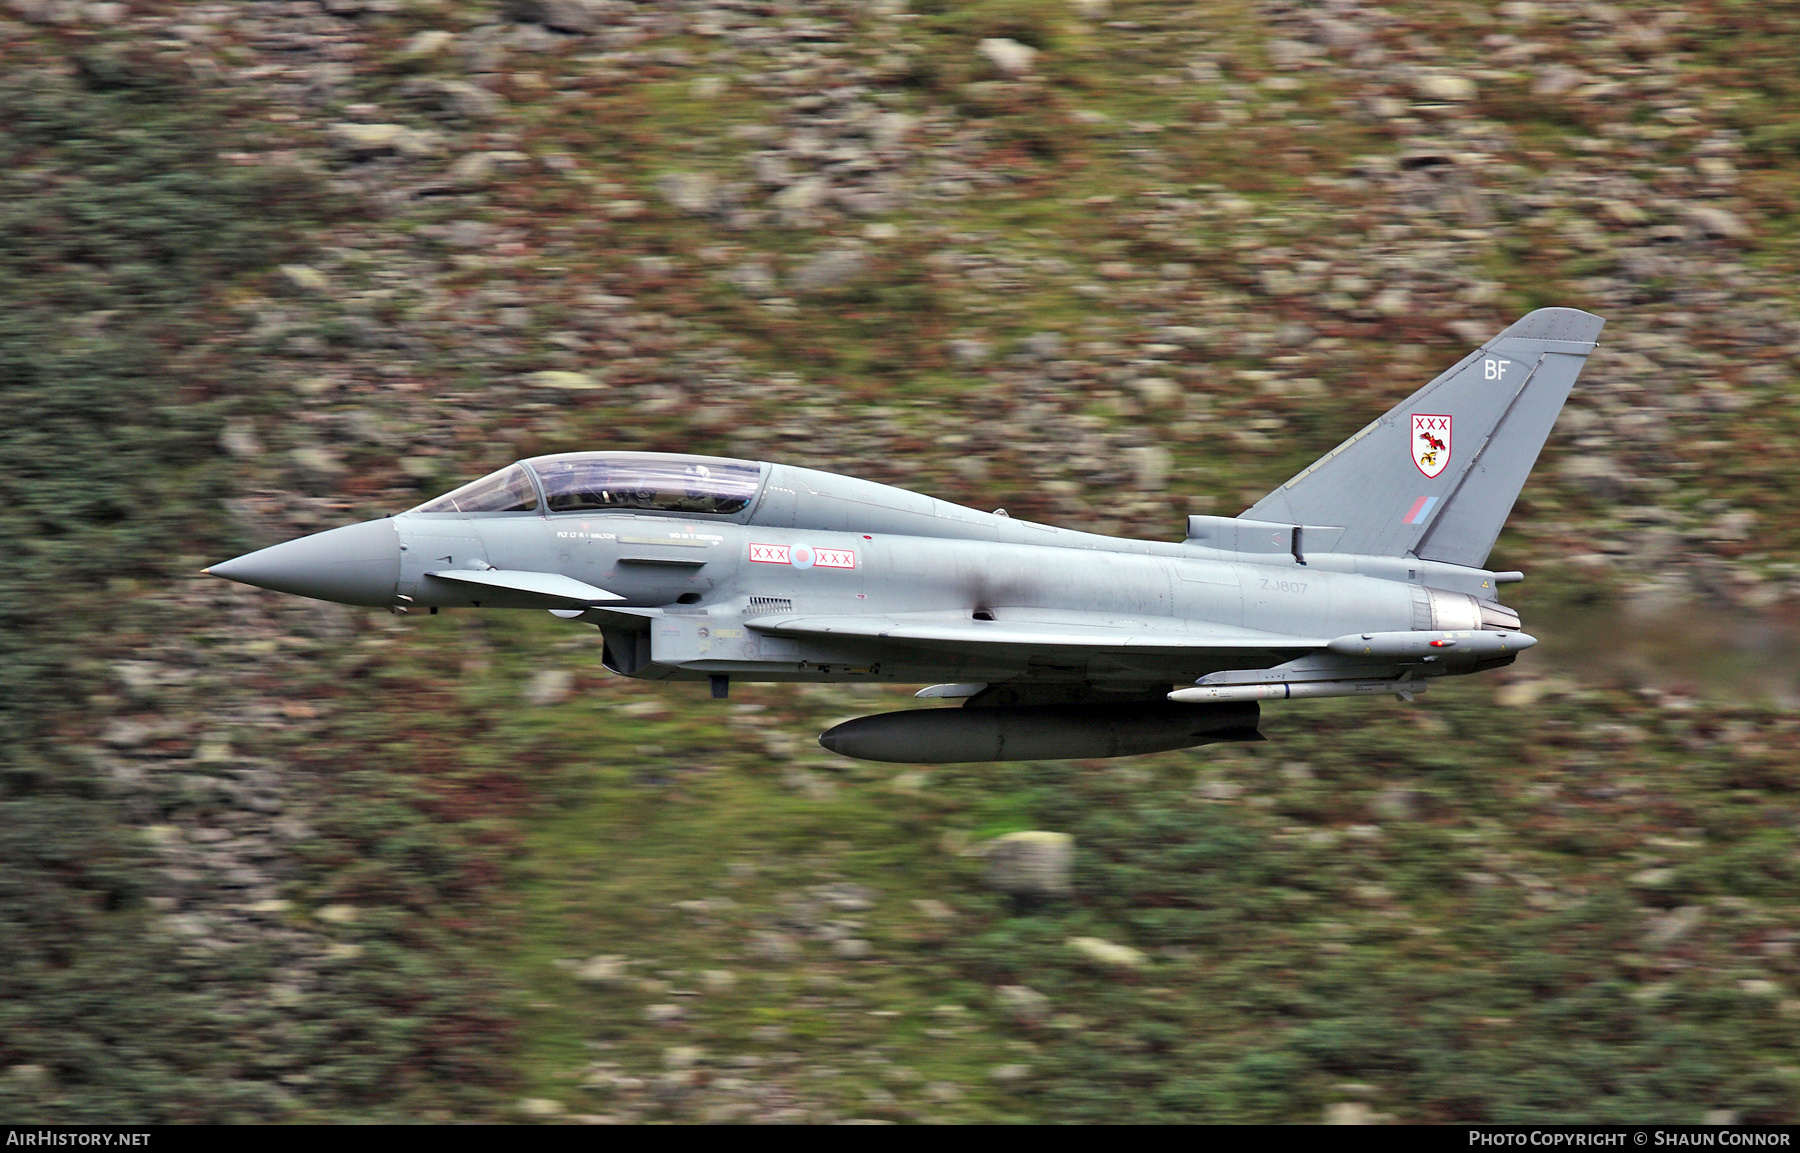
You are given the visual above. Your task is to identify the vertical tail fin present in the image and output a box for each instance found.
[1241,308,1604,567]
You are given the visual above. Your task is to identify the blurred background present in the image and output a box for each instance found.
[3,0,1800,1123]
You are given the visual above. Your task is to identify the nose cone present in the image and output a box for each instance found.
[207,518,401,607]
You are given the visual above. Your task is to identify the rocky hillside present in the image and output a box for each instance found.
[4,0,1800,1123]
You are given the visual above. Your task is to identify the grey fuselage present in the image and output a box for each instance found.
[210,307,1602,759]
[389,461,1506,691]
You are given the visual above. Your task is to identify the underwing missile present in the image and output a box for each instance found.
[1168,679,1427,704]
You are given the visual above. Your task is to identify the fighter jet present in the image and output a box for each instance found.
[208,308,1602,762]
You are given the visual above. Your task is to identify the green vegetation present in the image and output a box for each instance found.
[0,49,511,1121]
[5,0,1799,1124]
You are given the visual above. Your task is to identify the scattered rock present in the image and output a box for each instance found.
[1124,444,1172,490]
[913,899,955,921]
[504,0,610,34]
[289,445,345,477]
[1412,72,1477,102]
[220,419,263,459]
[1644,906,1704,951]
[1559,455,1630,499]
[1195,778,1243,801]
[925,1081,964,1103]
[1325,1101,1394,1124]
[1130,377,1181,407]
[413,79,502,121]
[527,370,602,390]
[946,338,991,366]
[280,265,329,293]
[982,831,1074,900]
[1494,678,1549,709]
[772,178,830,225]
[995,984,1050,1025]
[400,30,455,59]
[978,38,1038,76]
[1682,204,1750,240]
[750,930,800,963]
[1370,785,1420,822]
[792,249,868,294]
[723,260,776,296]
[1067,936,1148,970]
[328,122,442,160]
[657,171,717,216]
[573,955,629,985]
[447,152,496,187]
[525,668,574,706]
[664,1045,704,1069]
[1532,63,1587,98]
[1369,287,1410,317]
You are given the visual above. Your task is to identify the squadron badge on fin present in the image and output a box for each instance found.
[1411,413,1451,479]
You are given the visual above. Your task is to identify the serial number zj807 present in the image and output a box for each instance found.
[1259,578,1309,594]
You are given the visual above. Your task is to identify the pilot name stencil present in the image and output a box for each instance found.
[750,543,857,570]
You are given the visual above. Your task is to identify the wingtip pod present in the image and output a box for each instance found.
[1324,630,1537,659]
[1493,307,1605,347]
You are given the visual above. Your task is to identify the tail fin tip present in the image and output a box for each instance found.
[1495,306,1605,346]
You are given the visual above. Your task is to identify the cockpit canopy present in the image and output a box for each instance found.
[411,463,539,514]
[528,452,763,515]
[410,452,765,517]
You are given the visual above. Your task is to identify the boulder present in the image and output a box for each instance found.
[504,0,611,34]
[792,249,868,293]
[1068,935,1149,969]
[978,37,1038,76]
[982,830,1073,899]
[656,171,717,216]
